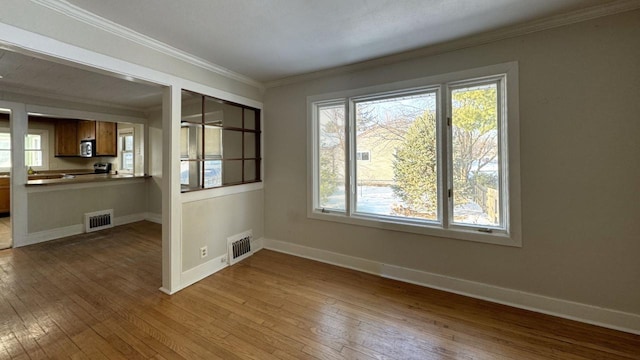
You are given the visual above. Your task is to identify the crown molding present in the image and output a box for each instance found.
[30,0,264,90]
[265,0,640,88]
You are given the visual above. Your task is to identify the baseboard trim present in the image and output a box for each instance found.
[144,212,162,224]
[177,237,264,291]
[113,213,146,226]
[251,237,264,252]
[180,254,229,290]
[21,212,149,247]
[22,224,84,247]
[158,287,175,295]
[262,238,640,335]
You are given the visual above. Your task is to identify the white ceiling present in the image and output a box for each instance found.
[0,49,164,110]
[66,0,616,83]
[0,0,628,110]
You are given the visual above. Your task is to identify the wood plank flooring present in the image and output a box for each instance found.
[0,221,638,359]
[0,216,11,250]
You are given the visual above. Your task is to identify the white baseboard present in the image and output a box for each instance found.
[177,237,264,291]
[21,224,85,247]
[144,212,162,224]
[251,237,264,252]
[180,254,229,289]
[158,287,174,295]
[262,238,640,335]
[113,213,146,226]
[21,212,149,247]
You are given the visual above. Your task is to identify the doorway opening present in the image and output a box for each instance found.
[0,110,12,250]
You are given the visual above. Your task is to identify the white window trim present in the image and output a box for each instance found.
[0,127,49,172]
[307,62,521,247]
[118,128,134,174]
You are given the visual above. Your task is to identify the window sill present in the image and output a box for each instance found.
[307,210,521,247]
[181,181,263,204]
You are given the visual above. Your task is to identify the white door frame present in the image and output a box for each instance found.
[0,100,28,247]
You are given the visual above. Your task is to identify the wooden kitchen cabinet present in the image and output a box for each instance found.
[0,178,9,214]
[96,121,117,156]
[77,120,96,140]
[53,118,117,157]
[55,119,78,156]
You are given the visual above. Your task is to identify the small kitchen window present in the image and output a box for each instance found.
[180,90,261,192]
[118,129,134,173]
[0,128,49,172]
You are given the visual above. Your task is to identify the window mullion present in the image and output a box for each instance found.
[440,86,450,229]
[313,103,321,210]
[345,99,353,217]
[497,77,508,231]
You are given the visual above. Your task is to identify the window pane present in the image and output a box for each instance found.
[244,160,257,182]
[318,103,346,211]
[25,150,42,167]
[204,126,222,158]
[180,160,198,189]
[355,92,438,220]
[0,150,10,168]
[122,152,134,171]
[222,130,242,159]
[244,109,256,130]
[181,123,203,159]
[204,160,222,187]
[244,132,256,158]
[181,90,203,123]
[180,127,189,158]
[223,160,242,184]
[123,135,134,151]
[205,97,243,128]
[0,133,10,150]
[451,83,501,227]
[25,134,41,150]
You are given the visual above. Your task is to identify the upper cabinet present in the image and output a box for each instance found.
[77,120,96,140]
[52,118,117,157]
[54,119,79,156]
[96,121,117,156]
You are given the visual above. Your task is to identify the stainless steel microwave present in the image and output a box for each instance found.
[80,140,95,157]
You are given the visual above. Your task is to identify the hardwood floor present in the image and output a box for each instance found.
[0,216,11,250]
[0,221,638,359]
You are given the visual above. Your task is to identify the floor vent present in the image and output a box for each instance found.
[85,209,114,232]
[227,230,253,265]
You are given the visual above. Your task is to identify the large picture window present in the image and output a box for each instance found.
[309,63,520,246]
[181,90,261,192]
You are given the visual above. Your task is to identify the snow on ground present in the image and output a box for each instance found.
[324,185,494,225]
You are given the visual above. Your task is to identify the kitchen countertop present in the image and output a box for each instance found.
[0,169,95,179]
[26,173,150,185]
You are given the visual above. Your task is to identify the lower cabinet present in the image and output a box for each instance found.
[0,178,9,214]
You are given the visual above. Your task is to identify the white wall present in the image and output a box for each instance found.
[147,108,163,217]
[27,180,148,233]
[182,190,264,271]
[263,10,640,331]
